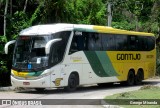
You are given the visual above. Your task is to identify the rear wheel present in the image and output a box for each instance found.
[126,70,135,86]
[65,74,78,92]
[135,70,143,85]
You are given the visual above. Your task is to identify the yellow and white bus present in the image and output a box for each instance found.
[5,23,156,91]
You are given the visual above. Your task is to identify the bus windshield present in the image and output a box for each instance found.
[12,31,71,72]
[12,35,52,71]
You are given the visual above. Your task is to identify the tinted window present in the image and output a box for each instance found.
[137,37,148,51]
[128,36,138,51]
[147,36,155,51]
[88,33,102,51]
[49,31,71,66]
[69,31,87,54]
[50,42,61,65]
[128,36,155,51]
[69,31,155,53]
[115,35,128,51]
[101,34,116,51]
[69,31,102,54]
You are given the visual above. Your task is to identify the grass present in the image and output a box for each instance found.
[104,85,160,108]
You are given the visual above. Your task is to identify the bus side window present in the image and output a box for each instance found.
[147,37,155,51]
[50,43,59,66]
[69,31,85,54]
[88,33,102,51]
[88,34,95,51]
[128,36,137,51]
[137,37,147,51]
[101,34,116,51]
[115,35,128,51]
[50,42,64,66]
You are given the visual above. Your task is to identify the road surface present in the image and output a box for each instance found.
[0,78,160,108]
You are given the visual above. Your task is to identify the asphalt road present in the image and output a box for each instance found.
[0,78,160,108]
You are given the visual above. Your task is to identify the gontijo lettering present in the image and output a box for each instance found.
[117,53,141,60]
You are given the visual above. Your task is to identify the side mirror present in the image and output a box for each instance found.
[4,40,16,54]
[45,38,62,54]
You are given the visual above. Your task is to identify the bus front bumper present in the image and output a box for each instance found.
[11,75,51,88]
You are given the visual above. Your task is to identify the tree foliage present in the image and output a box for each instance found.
[0,0,160,38]
[1,0,160,76]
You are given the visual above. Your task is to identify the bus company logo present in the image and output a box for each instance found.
[70,56,83,62]
[117,53,141,60]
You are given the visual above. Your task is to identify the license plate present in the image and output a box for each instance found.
[23,82,30,85]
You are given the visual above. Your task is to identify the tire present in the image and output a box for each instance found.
[135,70,143,85]
[126,70,135,86]
[65,74,78,92]
[35,88,45,92]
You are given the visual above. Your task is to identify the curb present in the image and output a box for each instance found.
[0,86,15,91]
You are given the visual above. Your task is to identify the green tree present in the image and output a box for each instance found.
[41,0,106,25]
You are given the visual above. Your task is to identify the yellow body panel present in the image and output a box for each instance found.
[107,49,156,81]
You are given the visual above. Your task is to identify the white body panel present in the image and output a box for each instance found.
[11,75,51,88]
[11,23,120,89]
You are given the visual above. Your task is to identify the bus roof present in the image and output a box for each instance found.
[92,26,154,36]
[19,23,154,36]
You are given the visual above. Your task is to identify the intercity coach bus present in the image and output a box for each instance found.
[5,23,156,92]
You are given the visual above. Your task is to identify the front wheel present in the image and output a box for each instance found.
[65,74,78,92]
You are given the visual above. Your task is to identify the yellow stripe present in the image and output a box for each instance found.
[12,70,29,77]
[93,26,154,36]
